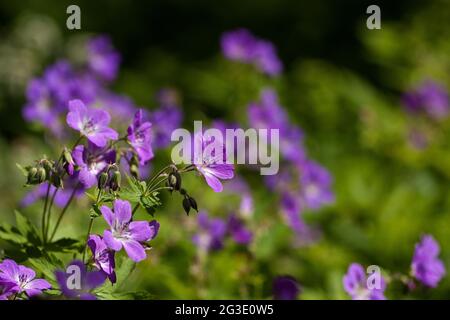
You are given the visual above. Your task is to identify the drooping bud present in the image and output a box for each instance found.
[130,164,140,179]
[98,172,109,190]
[26,167,38,185]
[188,196,198,212]
[50,170,64,189]
[62,147,75,175]
[110,170,121,191]
[182,197,191,215]
[40,159,53,176]
[36,167,47,183]
[168,171,181,191]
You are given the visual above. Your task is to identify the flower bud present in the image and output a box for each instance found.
[182,197,191,215]
[98,172,109,190]
[36,167,47,183]
[188,196,198,212]
[40,159,53,176]
[26,167,38,185]
[50,172,64,189]
[130,164,140,179]
[168,171,181,191]
[110,170,121,191]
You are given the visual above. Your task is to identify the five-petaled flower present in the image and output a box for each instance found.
[343,263,386,300]
[101,199,159,262]
[127,109,154,165]
[411,234,446,288]
[88,235,117,283]
[66,99,118,147]
[0,259,51,298]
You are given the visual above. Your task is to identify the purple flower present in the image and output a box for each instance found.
[149,90,183,149]
[193,132,234,192]
[343,263,386,300]
[87,36,121,82]
[411,234,446,288]
[248,89,305,163]
[87,235,116,283]
[192,211,227,252]
[227,214,253,245]
[66,99,118,147]
[21,179,85,208]
[101,200,158,262]
[55,260,106,300]
[0,259,51,298]
[127,110,154,165]
[402,81,449,119]
[299,160,334,210]
[272,276,300,300]
[72,143,116,188]
[221,29,283,76]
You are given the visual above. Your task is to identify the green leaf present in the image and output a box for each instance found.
[46,238,83,253]
[0,223,27,244]
[28,255,63,284]
[16,163,31,177]
[90,204,102,219]
[14,210,41,246]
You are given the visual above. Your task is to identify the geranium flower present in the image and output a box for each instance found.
[227,214,252,245]
[193,132,234,192]
[66,99,118,147]
[127,110,154,165]
[88,235,116,283]
[0,259,51,298]
[87,35,121,82]
[272,276,300,300]
[101,200,158,262]
[298,160,334,210]
[411,234,446,288]
[343,263,386,300]
[192,211,227,252]
[72,143,116,188]
[55,260,106,300]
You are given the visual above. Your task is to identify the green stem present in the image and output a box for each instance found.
[145,165,173,192]
[132,203,140,216]
[82,218,94,263]
[49,185,79,242]
[44,188,59,243]
[41,183,51,244]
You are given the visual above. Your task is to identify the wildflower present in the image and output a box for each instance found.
[227,214,252,245]
[402,81,449,119]
[86,35,121,82]
[192,212,227,252]
[0,259,51,298]
[127,110,154,165]
[72,143,116,189]
[221,29,283,76]
[87,235,116,283]
[298,160,334,210]
[193,132,234,192]
[55,260,106,300]
[411,235,446,288]
[343,263,386,300]
[66,99,118,147]
[272,276,300,300]
[101,200,158,262]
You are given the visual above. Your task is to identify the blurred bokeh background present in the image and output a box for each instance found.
[1,0,450,299]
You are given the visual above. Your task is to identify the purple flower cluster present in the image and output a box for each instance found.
[343,263,386,300]
[248,89,334,242]
[411,234,446,288]
[0,259,51,299]
[192,211,252,252]
[221,29,283,76]
[402,80,449,120]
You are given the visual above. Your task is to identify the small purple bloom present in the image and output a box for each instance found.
[0,259,51,298]
[221,29,283,76]
[101,200,157,262]
[192,212,227,252]
[343,263,386,300]
[272,276,300,300]
[55,260,106,300]
[88,235,116,283]
[66,99,118,147]
[193,132,234,192]
[127,110,154,165]
[299,160,334,210]
[72,143,116,188]
[411,234,446,288]
[87,36,121,82]
[402,81,449,119]
[227,214,253,245]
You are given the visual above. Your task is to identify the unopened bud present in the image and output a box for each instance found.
[26,167,38,185]
[36,167,47,183]
[50,171,63,188]
[63,148,74,166]
[168,171,181,191]
[110,171,121,191]
[130,164,140,179]
[98,172,109,190]
[188,196,198,212]
[41,159,53,175]
[182,197,191,215]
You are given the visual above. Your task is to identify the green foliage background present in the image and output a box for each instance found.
[0,0,449,299]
